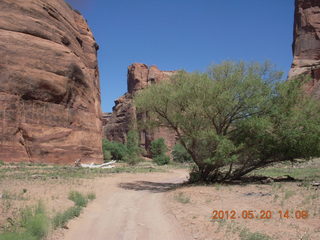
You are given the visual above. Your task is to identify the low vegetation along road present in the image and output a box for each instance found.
[61,170,191,240]
[1,161,319,239]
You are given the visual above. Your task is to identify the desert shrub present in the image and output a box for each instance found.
[153,155,170,166]
[150,138,167,157]
[19,202,49,240]
[52,206,81,229]
[103,149,112,162]
[68,191,88,207]
[102,132,142,164]
[102,139,127,161]
[135,61,320,182]
[150,138,170,165]
[123,154,143,165]
[126,130,141,155]
[123,130,143,165]
[172,144,192,163]
[0,203,49,240]
[0,160,5,166]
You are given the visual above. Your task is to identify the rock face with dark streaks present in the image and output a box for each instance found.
[289,0,320,96]
[0,0,103,164]
[103,63,177,155]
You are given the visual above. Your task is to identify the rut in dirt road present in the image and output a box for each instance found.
[62,171,191,240]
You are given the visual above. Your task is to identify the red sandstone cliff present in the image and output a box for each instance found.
[0,0,103,164]
[289,0,320,96]
[103,63,177,154]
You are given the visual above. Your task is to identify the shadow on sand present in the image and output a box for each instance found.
[119,181,181,193]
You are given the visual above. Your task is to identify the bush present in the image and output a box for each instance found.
[68,191,88,207]
[126,130,141,155]
[0,203,49,240]
[150,138,169,165]
[150,138,167,157]
[154,155,170,165]
[103,130,143,165]
[123,154,143,165]
[102,139,127,161]
[123,130,143,165]
[172,144,192,163]
[103,149,112,162]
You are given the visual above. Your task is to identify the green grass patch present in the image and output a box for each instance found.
[0,202,49,240]
[68,191,88,207]
[0,191,96,239]
[0,163,164,181]
[0,232,37,240]
[87,193,96,201]
[252,163,320,182]
[52,206,81,229]
[240,228,272,240]
[53,191,95,229]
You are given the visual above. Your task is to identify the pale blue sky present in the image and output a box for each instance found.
[66,0,295,112]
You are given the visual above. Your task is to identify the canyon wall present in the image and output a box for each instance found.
[0,0,103,164]
[103,63,177,154]
[289,0,320,96]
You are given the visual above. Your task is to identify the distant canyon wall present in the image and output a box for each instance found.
[103,63,177,155]
[0,0,103,164]
[289,0,320,96]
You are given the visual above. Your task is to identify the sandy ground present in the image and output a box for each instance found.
[0,176,97,227]
[165,183,320,240]
[51,170,191,240]
[1,166,319,240]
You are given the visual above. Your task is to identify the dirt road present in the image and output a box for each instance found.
[62,170,191,240]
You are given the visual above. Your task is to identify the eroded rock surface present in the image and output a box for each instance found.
[0,0,102,164]
[104,63,177,154]
[289,0,320,96]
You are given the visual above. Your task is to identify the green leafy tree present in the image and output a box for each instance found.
[150,138,170,165]
[134,61,320,182]
[172,144,192,163]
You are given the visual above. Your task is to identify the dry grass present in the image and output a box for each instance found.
[165,159,320,240]
[0,161,164,236]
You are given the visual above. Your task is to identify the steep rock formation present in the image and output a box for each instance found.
[104,63,177,154]
[289,0,320,96]
[0,0,103,164]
